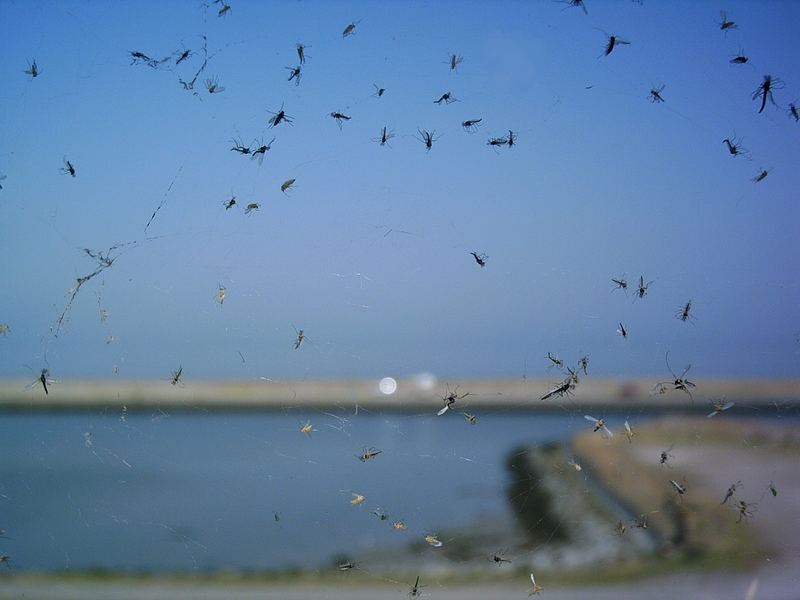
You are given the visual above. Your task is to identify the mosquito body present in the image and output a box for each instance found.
[392,520,408,530]
[281,178,296,193]
[707,399,734,418]
[752,169,769,183]
[601,33,630,56]
[677,300,693,322]
[789,103,799,122]
[215,284,226,305]
[286,65,302,86]
[330,111,352,129]
[617,322,628,339]
[585,415,613,438]
[736,500,757,523]
[61,159,76,177]
[296,43,310,64]
[437,385,471,416]
[35,368,53,395]
[540,378,574,401]
[170,365,183,386]
[418,129,439,151]
[205,76,224,93]
[230,139,252,155]
[648,84,665,103]
[408,576,422,598]
[223,196,237,210]
[129,50,154,66]
[342,21,360,38]
[470,252,488,267]
[768,481,778,497]
[293,328,305,350]
[753,75,782,114]
[268,105,293,128]
[175,49,192,65]
[448,53,464,71]
[487,136,509,148]
[244,202,259,214]
[251,138,275,164]
[528,573,544,596]
[372,509,388,521]
[545,352,564,369]
[462,118,482,133]
[25,59,39,78]
[350,493,365,506]
[612,276,628,292]
[722,136,750,159]
[669,479,686,496]
[373,84,386,97]
[358,446,382,462]
[721,481,740,505]
[375,126,395,146]
[491,551,512,564]
[434,91,457,105]
[654,352,696,400]
[636,275,652,298]
[338,561,355,571]
[730,48,749,65]
[579,356,589,375]
[718,11,736,32]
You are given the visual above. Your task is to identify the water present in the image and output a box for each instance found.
[0,408,608,572]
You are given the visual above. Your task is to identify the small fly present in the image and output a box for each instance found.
[0,555,11,568]
[470,252,488,267]
[659,445,674,467]
[434,91,457,105]
[268,104,293,128]
[676,300,693,322]
[424,534,443,548]
[617,322,628,339]
[585,415,613,438]
[372,509,388,521]
[281,178,296,194]
[300,420,316,436]
[223,196,237,210]
[752,169,769,183]
[462,118,482,133]
[568,458,582,471]
[721,481,740,505]
[25,59,39,78]
[338,561,355,571]
[729,48,749,65]
[251,138,275,165]
[718,10,736,32]
[528,573,543,596]
[244,202,259,214]
[417,129,440,151]
[707,399,735,418]
[540,378,574,401]
[330,111,352,130]
[31,368,55,395]
[342,20,361,38]
[600,32,630,57]
[375,126,395,147]
[722,135,750,159]
[358,446,382,462]
[636,275,653,298]
[373,84,386,97]
[448,53,464,71]
[612,276,628,292]
[205,76,225,94]
[753,75,783,114]
[170,365,183,386]
[296,43,310,65]
[61,159,76,178]
[648,84,665,103]
[491,550,512,564]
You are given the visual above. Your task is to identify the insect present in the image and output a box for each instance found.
[434,91,457,105]
[296,43,310,64]
[373,84,386,97]
[559,0,588,14]
[718,10,736,31]
[676,300,693,322]
[768,481,778,497]
[546,352,563,369]
[268,104,293,128]
[417,129,440,151]
[462,118,482,133]
[251,138,275,165]
[507,130,517,147]
[273,512,280,522]
[579,356,589,375]
[487,135,509,148]
[223,196,237,210]
[175,48,192,65]
[669,479,687,496]
[708,399,735,418]
[461,412,477,425]
[729,48,749,65]
[61,159,76,177]
[636,275,653,298]
[568,458,582,471]
[293,327,305,350]
[281,178,296,194]
[298,420,316,437]
[215,284,226,305]
[722,135,750,159]
[205,76,224,94]
[528,573,543,596]
[31,368,54,395]
[342,20,360,38]
[617,322,628,339]
[24,59,39,78]
[330,111,352,129]
[736,500,757,523]
[375,126,395,146]
[612,276,628,292]
[491,550,512,564]
[721,481,740,505]
[244,202,259,214]
[540,377,574,401]
[653,352,696,400]
[393,520,408,530]
[0,323,9,336]
[470,252,488,267]
[632,513,653,529]
[372,509,388,521]
[659,445,674,467]
[424,534,443,548]
[286,65,301,86]
[129,50,154,66]
[624,419,636,443]
[753,75,783,114]
[448,53,464,71]
[350,493,365,506]
[170,365,183,386]
[0,554,11,568]
[408,576,422,597]
[217,1,231,17]
[752,169,769,183]
[788,103,800,122]
[600,32,630,56]
[338,561,355,571]
[229,139,251,155]
[648,84,665,103]
[585,415,613,438]
[358,446,382,462]
[437,385,471,415]
[614,520,627,536]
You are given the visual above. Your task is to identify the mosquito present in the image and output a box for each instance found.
[434,91,457,105]
[559,0,588,15]
[636,275,652,298]
[244,202,259,214]
[448,53,464,71]
[632,513,654,529]
[540,377,574,401]
[417,129,439,151]
[654,352,696,400]
[61,159,76,177]
[358,446,382,462]
[375,126,395,146]
[273,512,280,522]
[25,59,39,78]
[251,138,275,165]
[215,284,226,305]
[330,111,351,129]
[462,118,482,133]
[676,300,693,322]
[170,365,183,386]
[223,196,237,210]
[600,32,630,57]
[392,520,408,530]
[707,399,735,418]
[722,135,750,159]
[350,493,365,506]
[648,84,665,103]
[296,43,310,64]
[491,550,512,564]
[546,352,564,369]
[584,415,612,438]
[338,561,356,571]
[736,500,757,523]
[175,48,192,65]
[753,75,783,114]
[470,252,488,267]
[788,103,799,122]
[268,104,293,127]
[373,84,386,97]
[528,573,543,596]
[129,50,153,66]
[718,10,736,32]
[300,420,316,436]
[669,479,686,496]
[286,65,301,86]
[342,20,360,38]
[721,481,740,505]
[408,576,422,598]
[617,322,628,339]
[205,76,224,93]
[507,130,517,147]
[579,356,589,375]
[293,327,305,350]
[281,178,296,194]
[29,368,55,395]
[624,419,636,443]
[461,412,477,425]
[729,48,749,65]
[217,1,231,17]
[752,169,769,183]
[659,445,674,467]
[487,135,508,148]
[612,276,628,292]
[437,385,471,415]
[424,534,443,547]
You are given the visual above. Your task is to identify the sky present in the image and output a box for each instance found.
[0,0,799,381]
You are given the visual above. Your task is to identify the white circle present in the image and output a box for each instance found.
[378,377,397,395]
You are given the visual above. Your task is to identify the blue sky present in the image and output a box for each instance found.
[1,0,798,380]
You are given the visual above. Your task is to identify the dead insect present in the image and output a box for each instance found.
[708,399,735,418]
[342,20,360,38]
[286,65,302,86]
[215,284,226,305]
[129,50,153,66]
[375,126,395,146]
[729,48,749,65]
[273,512,280,522]
[559,0,588,14]
[585,415,613,438]
[330,111,352,129]
[718,10,736,32]
[281,178,296,193]
[244,202,260,214]
[230,138,252,155]
[788,103,799,122]
[217,1,231,17]
[437,385,471,416]
[358,446,382,462]
[722,135,750,159]
[223,196,237,210]
[614,520,627,536]
[434,91,457,105]
[736,499,757,523]
[768,481,777,497]
[624,419,636,443]
[424,534,443,548]
[752,168,769,183]
[654,352,696,400]
[669,479,686,496]
[393,520,408,530]
[24,59,39,78]
[268,104,293,128]
[579,355,589,375]
[461,412,477,425]
[417,129,440,151]
[448,53,464,71]
[251,138,275,165]
[296,43,310,64]
[373,84,386,97]
[659,445,674,467]
[170,365,183,386]
[462,118,482,133]
[205,76,224,94]
[636,275,653,298]
[491,550,512,564]
[753,75,783,114]
[528,573,544,596]
[408,576,422,597]
[632,513,653,529]
[612,276,628,292]
[540,377,574,401]
[648,84,665,103]
[721,481,741,505]
[293,327,305,350]
[175,48,192,65]
[676,300,693,322]
[32,368,54,395]
[600,32,630,56]
[338,561,356,571]
[568,458,582,471]
[617,322,628,339]
[350,493,365,506]
[546,352,563,369]
[487,135,508,148]
[372,509,388,520]
[470,252,488,267]
[61,159,76,177]
[300,420,316,436]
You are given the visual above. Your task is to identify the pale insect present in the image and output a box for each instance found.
[424,534,443,547]
[461,412,477,425]
[0,554,11,568]
[585,415,613,438]
[528,573,543,596]
[215,284,226,305]
[358,446,382,462]
[624,419,636,443]
[338,561,355,571]
[350,493,365,506]
[83,432,93,448]
[707,399,735,418]
[281,178,296,193]
[392,520,408,530]
[736,499,757,523]
[568,458,582,472]
[669,479,686,496]
[300,420,316,436]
